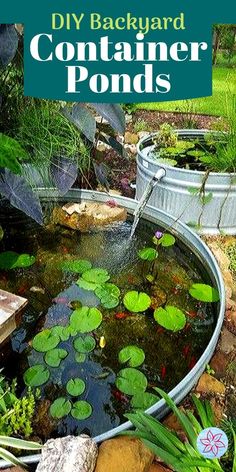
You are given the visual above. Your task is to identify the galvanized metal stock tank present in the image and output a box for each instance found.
[136,130,236,235]
[0,189,225,468]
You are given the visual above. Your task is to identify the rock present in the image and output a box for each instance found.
[210,351,229,379]
[125,132,139,144]
[4,468,26,472]
[220,327,236,354]
[207,243,230,271]
[209,397,225,425]
[52,201,127,232]
[195,373,225,395]
[163,409,185,434]
[36,435,98,472]
[94,436,154,472]
[148,465,171,472]
[226,309,236,331]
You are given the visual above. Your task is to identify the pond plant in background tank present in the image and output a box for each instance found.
[136,93,236,234]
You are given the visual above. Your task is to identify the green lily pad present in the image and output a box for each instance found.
[75,352,86,363]
[32,329,60,352]
[71,401,93,420]
[159,234,176,247]
[0,251,36,270]
[44,348,68,367]
[154,306,186,332]
[95,283,120,309]
[76,279,99,291]
[50,398,72,419]
[60,259,92,274]
[130,392,159,410]
[70,306,103,333]
[118,346,145,368]
[23,365,50,387]
[82,268,110,284]
[115,368,148,396]
[66,378,86,396]
[123,291,151,313]
[189,283,220,302]
[138,247,158,261]
[73,335,96,353]
[51,325,71,342]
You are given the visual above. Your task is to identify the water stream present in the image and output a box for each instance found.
[130,168,166,238]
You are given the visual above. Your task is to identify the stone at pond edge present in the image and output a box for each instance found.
[4,468,26,472]
[210,351,229,379]
[125,132,139,144]
[148,464,172,472]
[94,436,154,472]
[195,373,225,395]
[220,327,236,355]
[36,435,98,472]
[52,202,127,232]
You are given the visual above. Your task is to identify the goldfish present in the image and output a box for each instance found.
[99,336,106,349]
[115,312,129,320]
[161,365,166,380]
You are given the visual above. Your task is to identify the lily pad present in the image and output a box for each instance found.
[77,279,99,291]
[154,306,186,332]
[71,400,93,420]
[189,283,220,302]
[44,348,68,367]
[95,283,120,309]
[131,392,159,410]
[70,306,103,333]
[50,398,72,419]
[138,247,158,261]
[23,365,50,387]
[0,251,36,270]
[118,346,145,368]
[75,352,86,363]
[51,325,71,342]
[32,329,60,352]
[123,291,151,313]
[66,378,86,396]
[159,234,176,247]
[115,368,148,396]
[82,268,110,284]
[73,335,96,353]
[61,259,92,274]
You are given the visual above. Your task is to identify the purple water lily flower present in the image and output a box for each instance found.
[155,230,163,239]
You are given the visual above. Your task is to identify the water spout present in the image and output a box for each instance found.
[130,168,166,238]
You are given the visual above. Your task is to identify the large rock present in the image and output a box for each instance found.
[36,435,98,472]
[220,327,236,354]
[94,436,154,472]
[53,201,127,232]
[4,468,26,472]
[148,465,171,472]
[195,373,225,395]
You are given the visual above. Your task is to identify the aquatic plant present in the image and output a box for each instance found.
[71,401,92,420]
[154,306,186,332]
[73,335,96,353]
[70,306,103,332]
[116,368,148,396]
[189,283,220,302]
[123,291,151,313]
[95,283,120,308]
[154,123,178,149]
[24,365,50,387]
[66,379,86,397]
[0,133,28,174]
[50,398,72,419]
[130,392,159,410]
[138,247,158,261]
[125,388,225,472]
[0,251,35,270]
[118,346,145,368]
[60,259,92,274]
[44,348,68,368]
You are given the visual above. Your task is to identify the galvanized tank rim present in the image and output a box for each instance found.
[0,189,225,469]
[137,129,235,179]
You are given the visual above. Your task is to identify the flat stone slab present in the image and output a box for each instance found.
[0,289,27,344]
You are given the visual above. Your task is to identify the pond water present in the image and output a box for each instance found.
[0,203,216,441]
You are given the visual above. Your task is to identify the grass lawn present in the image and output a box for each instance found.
[136,67,236,116]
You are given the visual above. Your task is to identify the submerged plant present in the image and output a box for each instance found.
[154,123,178,149]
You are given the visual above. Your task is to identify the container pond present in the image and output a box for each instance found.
[0,190,225,467]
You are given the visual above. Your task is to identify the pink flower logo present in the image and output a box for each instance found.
[197,427,228,459]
